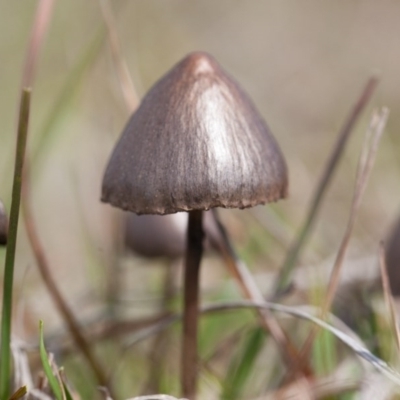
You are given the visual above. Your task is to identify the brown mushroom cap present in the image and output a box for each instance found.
[102,52,288,215]
[0,200,8,246]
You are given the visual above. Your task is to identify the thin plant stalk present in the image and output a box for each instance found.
[99,0,140,317]
[210,209,311,376]
[30,1,131,169]
[99,0,139,112]
[274,76,379,295]
[0,88,31,400]
[122,300,400,387]
[0,6,50,398]
[143,264,176,393]
[296,107,388,372]
[21,0,55,88]
[182,210,204,400]
[17,0,114,393]
[321,108,388,314]
[22,166,113,392]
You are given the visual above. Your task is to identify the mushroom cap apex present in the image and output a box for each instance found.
[182,51,218,76]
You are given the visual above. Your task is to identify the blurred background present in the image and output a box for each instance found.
[1,1,400,398]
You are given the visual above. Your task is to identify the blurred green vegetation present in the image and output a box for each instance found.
[2,1,400,399]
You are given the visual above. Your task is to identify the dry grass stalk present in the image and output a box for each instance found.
[18,0,113,394]
[121,300,400,386]
[261,376,360,399]
[323,107,389,314]
[100,0,139,112]
[21,0,54,88]
[378,242,400,354]
[211,210,311,376]
[99,0,142,322]
[11,339,33,393]
[296,106,389,372]
[274,76,379,295]
[129,396,187,400]
[22,170,111,390]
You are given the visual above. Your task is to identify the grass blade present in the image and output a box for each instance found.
[296,107,389,373]
[99,0,139,112]
[222,326,265,400]
[22,164,111,391]
[39,320,63,400]
[8,386,27,400]
[211,209,311,375]
[60,369,74,400]
[0,88,31,400]
[123,300,400,387]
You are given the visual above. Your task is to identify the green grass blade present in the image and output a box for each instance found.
[8,386,27,400]
[313,329,336,375]
[221,326,265,400]
[62,383,74,400]
[39,320,63,400]
[0,88,31,400]
[59,368,74,400]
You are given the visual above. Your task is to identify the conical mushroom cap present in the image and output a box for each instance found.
[0,200,8,246]
[102,52,288,215]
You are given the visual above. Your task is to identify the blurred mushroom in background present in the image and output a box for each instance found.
[125,213,186,259]
[385,214,400,296]
[0,199,8,246]
[124,211,220,260]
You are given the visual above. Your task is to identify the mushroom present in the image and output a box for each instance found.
[124,211,219,259]
[0,199,8,246]
[125,213,187,259]
[385,215,400,296]
[102,52,288,399]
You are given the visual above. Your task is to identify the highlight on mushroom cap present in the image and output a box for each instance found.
[102,51,288,215]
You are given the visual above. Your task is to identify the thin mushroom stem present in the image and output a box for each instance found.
[182,210,204,400]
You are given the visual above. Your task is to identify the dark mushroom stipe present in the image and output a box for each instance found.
[182,210,204,399]
[0,200,8,246]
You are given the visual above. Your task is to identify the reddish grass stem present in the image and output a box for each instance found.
[210,209,312,377]
[182,210,204,400]
[21,167,114,395]
[294,107,388,376]
[274,76,379,295]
